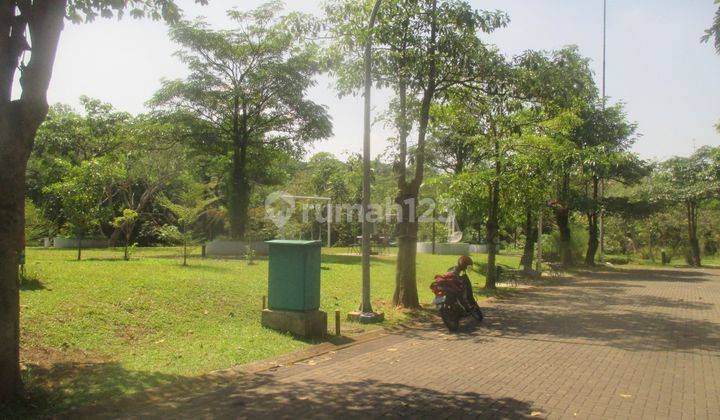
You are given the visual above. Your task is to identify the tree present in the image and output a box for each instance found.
[654,147,720,266]
[702,0,720,54]
[27,98,131,233]
[160,185,216,266]
[45,159,117,261]
[427,101,481,176]
[151,2,332,240]
[506,133,564,273]
[524,48,597,268]
[327,0,508,306]
[106,114,190,245]
[111,209,139,261]
[455,51,522,289]
[569,102,638,265]
[449,47,593,286]
[0,0,205,403]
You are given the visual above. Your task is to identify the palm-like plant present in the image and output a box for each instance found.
[159,185,217,266]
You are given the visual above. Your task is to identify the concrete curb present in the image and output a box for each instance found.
[232,327,391,375]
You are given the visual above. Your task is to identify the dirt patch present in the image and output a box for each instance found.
[21,345,111,382]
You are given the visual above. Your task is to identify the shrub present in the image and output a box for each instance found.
[541,224,588,263]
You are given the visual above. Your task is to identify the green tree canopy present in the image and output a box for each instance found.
[702,0,720,54]
[151,2,332,239]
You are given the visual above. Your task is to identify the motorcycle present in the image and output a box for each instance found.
[430,272,483,332]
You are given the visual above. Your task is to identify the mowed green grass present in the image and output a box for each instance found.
[603,253,720,269]
[18,246,521,414]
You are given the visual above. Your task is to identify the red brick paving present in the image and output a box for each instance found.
[82,267,720,419]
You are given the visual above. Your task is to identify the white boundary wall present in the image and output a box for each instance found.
[469,244,488,254]
[416,242,488,255]
[53,237,109,249]
[205,240,270,257]
[417,242,470,255]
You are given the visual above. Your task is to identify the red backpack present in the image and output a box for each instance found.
[430,272,464,296]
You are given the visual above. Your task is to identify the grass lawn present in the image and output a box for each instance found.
[17,246,521,415]
[603,253,720,269]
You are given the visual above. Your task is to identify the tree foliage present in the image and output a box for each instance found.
[151,2,332,239]
[702,0,720,54]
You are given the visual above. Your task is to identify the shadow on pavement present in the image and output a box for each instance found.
[74,375,537,419]
[394,268,720,352]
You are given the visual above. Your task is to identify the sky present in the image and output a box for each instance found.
[47,0,720,161]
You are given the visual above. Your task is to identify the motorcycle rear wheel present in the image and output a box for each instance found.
[440,305,460,332]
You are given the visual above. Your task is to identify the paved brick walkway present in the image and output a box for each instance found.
[84,267,720,419]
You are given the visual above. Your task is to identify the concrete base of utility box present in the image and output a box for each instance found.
[261,309,327,338]
[347,311,385,324]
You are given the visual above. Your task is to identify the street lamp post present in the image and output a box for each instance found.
[353,0,384,323]
[599,0,607,264]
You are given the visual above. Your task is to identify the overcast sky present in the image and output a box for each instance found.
[47,0,720,161]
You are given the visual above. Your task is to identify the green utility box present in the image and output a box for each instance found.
[266,240,321,311]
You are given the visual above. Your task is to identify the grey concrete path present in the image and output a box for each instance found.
[80,267,720,419]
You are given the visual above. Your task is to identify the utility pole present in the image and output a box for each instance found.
[432,207,436,255]
[599,0,607,264]
[354,0,384,323]
[327,202,332,248]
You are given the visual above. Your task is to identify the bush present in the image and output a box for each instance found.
[704,238,718,256]
[542,224,588,263]
[155,224,183,246]
[606,257,630,265]
[25,199,53,242]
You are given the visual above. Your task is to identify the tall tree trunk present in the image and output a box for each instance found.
[555,207,573,267]
[393,187,420,308]
[555,174,573,267]
[585,177,599,266]
[520,206,537,272]
[0,111,53,401]
[0,128,28,403]
[77,235,82,261]
[687,201,701,267]
[0,0,66,403]
[485,136,501,289]
[393,80,420,308]
[229,153,250,240]
[391,0,437,309]
[486,180,500,289]
[229,99,250,240]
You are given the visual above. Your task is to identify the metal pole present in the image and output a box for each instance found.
[599,0,607,264]
[360,0,383,315]
[327,202,332,248]
[335,310,341,336]
[602,0,607,108]
[431,207,436,255]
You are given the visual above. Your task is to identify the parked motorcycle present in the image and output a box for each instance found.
[430,273,482,332]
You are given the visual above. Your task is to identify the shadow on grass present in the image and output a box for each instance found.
[74,257,138,263]
[321,254,395,266]
[19,274,47,291]
[5,362,184,418]
[174,264,237,273]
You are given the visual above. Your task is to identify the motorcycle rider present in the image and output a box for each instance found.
[449,255,483,321]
